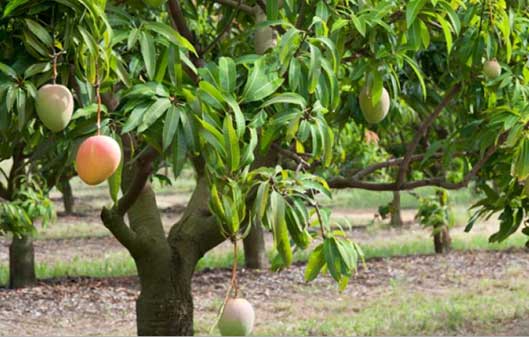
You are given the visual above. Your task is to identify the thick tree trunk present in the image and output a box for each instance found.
[134,246,194,335]
[9,234,36,289]
[60,178,75,214]
[390,191,403,227]
[243,223,268,269]
[433,225,451,254]
[104,162,224,335]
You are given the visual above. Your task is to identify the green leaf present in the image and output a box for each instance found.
[78,26,98,56]
[107,135,123,203]
[25,19,53,47]
[16,89,26,131]
[260,92,307,109]
[225,95,245,138]
[241,61,284,103]
[127,28,139,50]
[511,136,529,180]
[223,115,240,173]
[154,47,169,83]
[323,237,341,282]
[270,191,292,266]
[3,0,31,17]
[163,105,180,151]
[144,22,197,54]
[138,98,171,132]
[308,43,322,94]
[254,182,270,221]
[0,62,18,79]
[350,13,366,37]
[437,15,453,55]
[199,81,225,107]
[305,244,325,281]
[209,183,226,224]
[139,31,156,80]
[171,127,187,177]
[23,62,51,79]
[219,57,236,93]
[266,0,279,20]
[406,0,427,28]
[402,54,427,100]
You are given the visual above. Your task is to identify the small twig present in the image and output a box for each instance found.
[272,143,310,169]
[201,0,243,56]
[213,0,255,14]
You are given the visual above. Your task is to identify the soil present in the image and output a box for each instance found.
[1,249,528,336]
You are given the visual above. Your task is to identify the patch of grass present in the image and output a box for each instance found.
[35,222,111,240]
[246,278,529,336]
[0,252,136,286]
[1,231,525,286]
[325,186,479,209]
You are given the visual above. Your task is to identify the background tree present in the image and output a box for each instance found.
[1,0,529,336]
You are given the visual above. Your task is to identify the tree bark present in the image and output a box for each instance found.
[390,191,403,227]
[9,234,36,289]
[102,150,224,335]
[60,177,75,214]
[433,225,451,254]
[243,223,268,268]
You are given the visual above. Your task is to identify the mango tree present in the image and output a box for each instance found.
[2,0,529,335]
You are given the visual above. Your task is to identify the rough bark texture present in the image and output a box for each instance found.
[9,234,36,289]
[433,225,451,254]
[101,140,224,335]
[60,178,75,214]
[390,191,403,227]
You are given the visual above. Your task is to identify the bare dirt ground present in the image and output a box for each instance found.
[1,249,528,336]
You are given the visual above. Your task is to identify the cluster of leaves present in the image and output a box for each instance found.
[414,189,454,233]
[0,175,55,235]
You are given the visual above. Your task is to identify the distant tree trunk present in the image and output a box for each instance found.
[390,191,403,227]
[60,177,74,214]
[243,224,269,269]
[9,234,36,289]
[433,225,451,254]
[242,5,276,270]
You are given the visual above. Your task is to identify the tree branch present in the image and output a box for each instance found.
[213,0,255,14]
[0,183,9,200]
[396,83,462,187]
[329,133,506,191]
[272,143,311,169]
[116,147,159,216]
[201,0,243,56]
[167,0,204,83]
[101,206,139,252]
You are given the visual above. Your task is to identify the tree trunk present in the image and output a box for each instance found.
[134,245,194,336]
[390,191,403,227]
[9,234,36,289]
[433,225,451,254]
[243,223,268,269]
[60,178,75,214]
